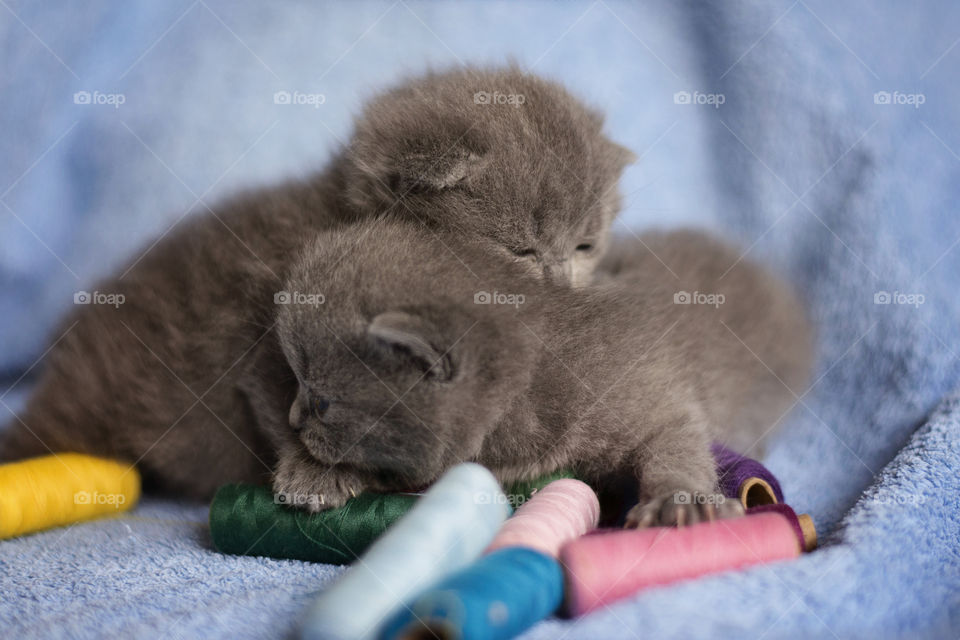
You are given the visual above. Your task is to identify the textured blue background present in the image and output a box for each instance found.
[1,1,959,638]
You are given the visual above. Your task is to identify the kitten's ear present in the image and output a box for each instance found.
[611,142,638,167]
[392,148,485,192]
[367,311,455,380]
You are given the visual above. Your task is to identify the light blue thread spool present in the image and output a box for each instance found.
[301,463,510,640]
[381,547,564,640]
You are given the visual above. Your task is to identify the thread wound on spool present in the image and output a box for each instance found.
[209,472,568,564]
[209,484,417,564]
[301,463,510,640]
[748,503,817,552]
[560,512,803,617]
[486,479,600,557]
[0,453,140,539]
[382,547,564,640]
[712,443,784,506]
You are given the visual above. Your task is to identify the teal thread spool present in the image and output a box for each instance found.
[301,463,510,640]
[381,547,564,640]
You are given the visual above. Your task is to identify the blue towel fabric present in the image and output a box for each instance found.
[1,1,959,638]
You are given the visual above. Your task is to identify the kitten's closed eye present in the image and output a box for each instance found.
[576,243,594,252]
[512,248,538,260]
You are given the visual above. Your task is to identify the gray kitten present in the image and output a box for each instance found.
[246,221,813,526]
[343,66,635,285]
[0,66,630,496]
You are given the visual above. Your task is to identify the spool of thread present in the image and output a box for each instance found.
[748,503,817,552]
[486,478,600,557]
[383,479,600,640]
[561,511,804,617]
[208,473,570,564]
[301,463,510,640]
[209,484,418,564]
[0,453,140,539]
[711,443,784,508]
[381,547,563,640]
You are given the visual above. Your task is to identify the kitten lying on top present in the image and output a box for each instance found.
[244,221,812,527]
[0,66,632,496]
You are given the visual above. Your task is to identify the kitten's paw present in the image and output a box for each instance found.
[624,489,743,528]
[272,459,363,513]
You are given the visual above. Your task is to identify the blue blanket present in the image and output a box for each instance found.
[2,1,958,638]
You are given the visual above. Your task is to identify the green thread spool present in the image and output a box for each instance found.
[209,484,417,564]
[210,471,577,564]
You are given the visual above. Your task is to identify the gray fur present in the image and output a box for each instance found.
[344,65,635,285]
[0,65,631,497]
[249,221,813,526]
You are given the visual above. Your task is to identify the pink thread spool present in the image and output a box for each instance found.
[486,479,601,558]
[561,511,806,617]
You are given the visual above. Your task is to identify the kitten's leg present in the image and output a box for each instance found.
[272,443,366,513]
[624,412,743,528]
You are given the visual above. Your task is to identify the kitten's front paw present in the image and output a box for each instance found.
[624,488,743,528]
[272,457,363,513]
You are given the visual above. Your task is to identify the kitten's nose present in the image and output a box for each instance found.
[544,261,572,284]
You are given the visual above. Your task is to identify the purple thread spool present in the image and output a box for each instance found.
[712,443,784,508]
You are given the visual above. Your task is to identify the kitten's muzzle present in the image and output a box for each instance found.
[544,261,573,284]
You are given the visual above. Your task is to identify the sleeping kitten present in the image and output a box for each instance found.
[244,220,813,526]
[0,65,630,494]
[0,183,335,497]
[343,66,635,285]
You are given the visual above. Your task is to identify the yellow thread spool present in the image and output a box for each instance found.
[0,453,140,539]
